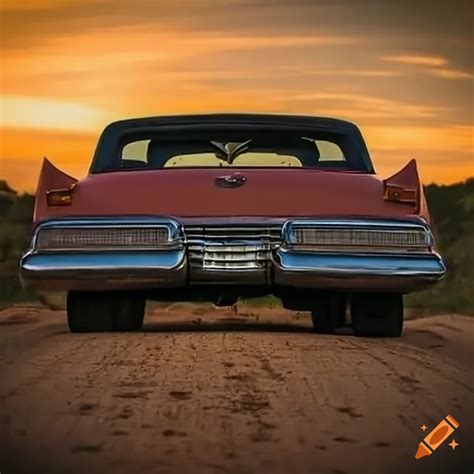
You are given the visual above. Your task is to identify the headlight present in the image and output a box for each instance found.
[33,220,182,251]
[284,221,432,252]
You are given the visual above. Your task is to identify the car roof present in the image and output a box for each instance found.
[104,113,360,133]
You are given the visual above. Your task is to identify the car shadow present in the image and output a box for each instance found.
[142,319,354,335]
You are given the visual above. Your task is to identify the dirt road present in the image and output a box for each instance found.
[0,304,472,474]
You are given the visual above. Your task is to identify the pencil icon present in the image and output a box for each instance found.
[415,414,460,459]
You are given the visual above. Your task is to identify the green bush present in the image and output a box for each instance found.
[406,179,474,314]
[0,188,34,305]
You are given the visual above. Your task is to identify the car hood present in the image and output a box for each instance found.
[35,168,421,223]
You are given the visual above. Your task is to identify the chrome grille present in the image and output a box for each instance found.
[184,225,282,271]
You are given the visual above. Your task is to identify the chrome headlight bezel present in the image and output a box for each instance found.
[282,219,434,253]
[31,218,183,252]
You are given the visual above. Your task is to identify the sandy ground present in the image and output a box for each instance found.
[0,304,472,474]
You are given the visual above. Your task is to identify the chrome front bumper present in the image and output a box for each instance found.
[20,248,445,292]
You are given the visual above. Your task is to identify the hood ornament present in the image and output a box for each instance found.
[210,140,252,164]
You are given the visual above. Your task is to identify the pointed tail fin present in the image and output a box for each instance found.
[34,158,78,223]
[383,159,430,221]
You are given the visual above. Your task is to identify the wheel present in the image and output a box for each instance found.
[310,293,347,334]
[351,293,403,337]
[67,291,146,333]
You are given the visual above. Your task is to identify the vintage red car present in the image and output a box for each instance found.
[20,114,446,336]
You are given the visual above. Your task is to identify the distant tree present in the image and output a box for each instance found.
[0,194,14,216]
[0,180,17,195]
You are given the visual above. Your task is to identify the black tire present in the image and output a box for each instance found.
[310,293,347,334]
[67,291,146,333]
[351,293,403,337]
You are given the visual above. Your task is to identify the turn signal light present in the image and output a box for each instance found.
[46,185,75,206]
[383,159,420,207]
[383,184,418,205]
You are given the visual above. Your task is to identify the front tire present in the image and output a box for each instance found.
[351,293,403,337]
[310,292,347,334]
[67,291,146,333]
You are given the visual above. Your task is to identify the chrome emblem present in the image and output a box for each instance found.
[215,175,247,188]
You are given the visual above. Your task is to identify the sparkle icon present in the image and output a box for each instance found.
[448,439,459,450]
[420,424,428,431]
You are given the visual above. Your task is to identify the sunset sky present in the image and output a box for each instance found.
[1,0,473,192]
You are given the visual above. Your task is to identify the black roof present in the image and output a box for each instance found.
[104,113,360,133]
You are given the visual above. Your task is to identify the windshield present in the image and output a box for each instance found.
[92,124,371,172]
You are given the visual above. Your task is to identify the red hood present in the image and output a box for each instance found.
[35,165,424,223]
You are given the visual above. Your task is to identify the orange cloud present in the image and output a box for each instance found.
[430,68,473,80]
[1,0,73,9]
[285,93,445,120]
[0,96,113,131]
[383,55,448,67]
[364,125,474,152]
